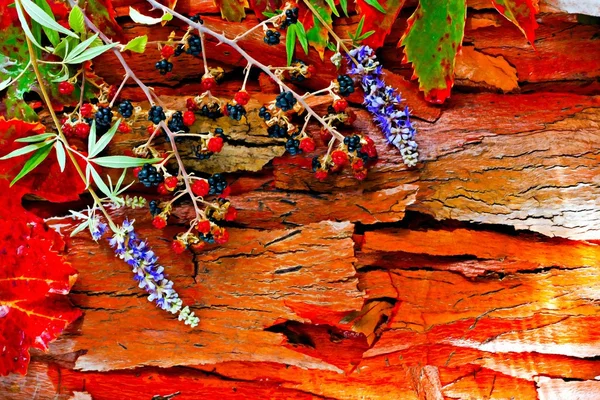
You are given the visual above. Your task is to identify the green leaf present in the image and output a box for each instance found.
[91,156,162,169]
[20,0,78,38]
[88,165,112,198]
[15,132,55,143]
[161,12,173,21]
[339,0,348,16]
[70,219,90,237]
[65,33,99,61]
[324,0,340,17]
[356,15,366,38]
[490,0,538,44]
[10,143,53,186]
[14,0,45,51]
[326,42,336,51]
[400,0,466,104]
[65,42,116,64]
[296,23,309,55]
[121,35,148,53]
[363,0,386,13]
[262,11,277,18]
[357,30,375,41]
[55,141,66,172]
[286,23,297,66]
[0,141,49,160]
[88,120,97,155]
[34,0,59,46]
[89,118,121,158]
[68,6,86,34]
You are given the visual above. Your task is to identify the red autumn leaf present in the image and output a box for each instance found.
[355,0,406,49]
[0,181,82,376]
[490,0,538,44]
[0,118,86,203]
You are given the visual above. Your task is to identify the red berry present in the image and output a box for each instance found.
[191,179,210,197]
[225,206,237,222]
[333,99,348,113]
[80,103,93,118]
[152,215,167,229]
[364,136,375,147]
[161,45,175,59]
[361,144,377,158]
[352,159,364,171]
[172,240,186,254]
[186,98,198,111]
[157,183,169,195]
[133,167,142,178]
[299,137,316,152]
[207,136,224,153]
[62,123,74,137]
[196,220,211,234]
[118,122,131,133]
[234,90,251,106]
[354,169,367,181]
[58,81,74,96]
[75,123,90,138]
[320,128,332,143]
[183,111,195,126]
[315,170,328,181]
[332,150,348,166]
[307,65,316,76]
[201,77,216,92]
[214,228,229,245]
[164,176,179,191]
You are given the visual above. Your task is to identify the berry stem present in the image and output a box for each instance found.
[241,62,251,91]
[198,29,210,76]
[109,74,129,108]
[232,15,278,42]
[147,0,344,142]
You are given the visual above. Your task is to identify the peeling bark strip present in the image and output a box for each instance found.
[48,214,363,372]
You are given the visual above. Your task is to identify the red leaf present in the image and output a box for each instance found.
[0,118,86,202]
[490,0,538,44]
[0,180,81,376]
[355,0,406,49]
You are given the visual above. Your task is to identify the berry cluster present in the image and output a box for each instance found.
[135,163,165,188]
[118,100,134,118]
[95,106,113,134]
[275,91,297,112]
[280,7,299,29]
[312,134,377,181]
[264,29,281,45]
[336,75,355,97]
[148,105,167,125]
[225,103,247,121]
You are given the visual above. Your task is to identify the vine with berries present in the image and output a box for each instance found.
[1,0,420,330]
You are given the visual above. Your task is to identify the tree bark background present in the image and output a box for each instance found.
[2,1,600,399]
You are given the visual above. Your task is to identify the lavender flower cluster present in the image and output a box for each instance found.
[108,219,199,327]
[347,46,419,167]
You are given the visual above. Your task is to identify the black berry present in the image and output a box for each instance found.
[118,100,134,118]
[264,29,281,45]
[258,106,271,121]
[149,200,162,216]
[186,35,202,57]
[94,106,113,134]
[337,74,355,97]
[285,138,301,155]
[208,173,227,195]
[137,163,164,188]
[155,59,173,75]
[167,111,188,133]
[275,91,296,111]
[199,103,222,119]
[226,103,246,121]
[148,105,166,125]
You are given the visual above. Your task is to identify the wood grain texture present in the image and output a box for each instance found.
[2,2,600,400]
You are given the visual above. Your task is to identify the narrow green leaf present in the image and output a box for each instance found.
[90,118,121,158]
[263,11,277,18]
[115,168,127,192]
[357,30,375,41]
[339,0,348,16]
[286,24,297,66]
[15,133,56,143]
[88,120,97,155]
[324,0,340,17]
[363,0,386,13]
[20,0,78,38]
[68,6,86,34]
[92,156,162,169]
[65,33,99,62]
[326,42,336,51]
[65,42,116,64]
[0,141,48,160]
[34,0,59,46]
[356,15,366,37]
[88,166,112,198]
[296,23,309,55]
[15,0,45,51]
[70,219,90,237]
[10,143,52,186]
[121,35,147,53]
[161,12,173,21]
[55,140,66,172]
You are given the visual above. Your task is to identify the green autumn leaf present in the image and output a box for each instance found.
[355,0,406,48]
[301,0,333,59]
[215,0,249,22]
[400,0,466,104]
[490,0,538,44]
